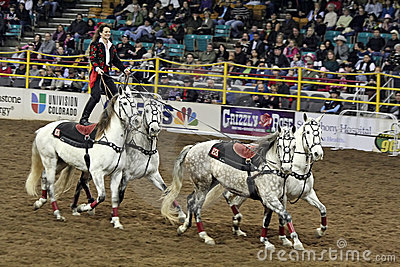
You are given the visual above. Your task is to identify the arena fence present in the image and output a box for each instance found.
[1,50,400,113]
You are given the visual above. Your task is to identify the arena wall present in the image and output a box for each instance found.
[0,87,396,153]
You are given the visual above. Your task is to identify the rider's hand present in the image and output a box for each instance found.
[97,68,104,75]
[124,68,131,75]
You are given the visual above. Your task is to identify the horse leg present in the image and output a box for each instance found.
[71,172,95,216]
[177,191,194,235]
[260,207,275,250]
[192,190,215,245]
[223,191,247,237]
[278,194,293,247]
[303,189,328,237]
[263,196,304,251]
[77,172,106,213]
[110,171,124,229]
[42,159,65,221]
[149,172,186,223]
[33,171,48,210]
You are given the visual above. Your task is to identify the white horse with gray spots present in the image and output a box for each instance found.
[204,114,327,248]
[161,126,306,250]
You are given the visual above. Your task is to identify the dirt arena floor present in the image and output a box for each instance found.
[0,119,399,266]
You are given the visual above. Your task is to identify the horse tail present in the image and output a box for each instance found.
[161,145,193,224]
[203,184,225,209]
[26,139,44,197]
[54,166,76,198]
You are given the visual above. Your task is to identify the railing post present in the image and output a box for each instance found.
[296,67,302,111]
[25,50,30,88]
[154,58,159,94]
[222,62,228,104]
[376,73,381,112]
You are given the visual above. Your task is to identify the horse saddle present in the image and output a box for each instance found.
[53,122,98,148]
[208,141,262,172]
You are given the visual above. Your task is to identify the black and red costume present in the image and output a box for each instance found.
[79,39,127,125]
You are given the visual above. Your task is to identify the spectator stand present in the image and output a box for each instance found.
[0,49,400,114]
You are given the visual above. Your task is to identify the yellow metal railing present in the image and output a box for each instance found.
[0,50,400,113]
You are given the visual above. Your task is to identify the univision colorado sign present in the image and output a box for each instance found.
[31,92,79,117]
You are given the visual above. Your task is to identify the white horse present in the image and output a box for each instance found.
[25,90,139,226]
[68,95,186,227]
[204,114,327,247]
[161,126,306,250]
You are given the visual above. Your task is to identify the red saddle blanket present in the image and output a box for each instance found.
[76,123,97,136]
[233,143,258,159]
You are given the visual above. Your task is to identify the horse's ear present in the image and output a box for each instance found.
[316,114,324,123]
[291,125,296,134]
[118,85,123,96]
[303,113,308,122]
[277,124,282,133]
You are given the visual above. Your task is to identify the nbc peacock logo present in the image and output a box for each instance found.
[31,93,46,114]
[174,107,198,126]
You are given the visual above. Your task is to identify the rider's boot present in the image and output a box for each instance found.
[79,97,97,126]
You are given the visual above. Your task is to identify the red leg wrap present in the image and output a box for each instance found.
[41,190,47,199]
[321,216,327,226]
[173,200,179,208]
[112,208,118,217]
[51,201,59,211]
[231,205,239,215]
[287,222,295,234]
[279,225,285,236]
[196,222,205,233]
[261,227,267,237]
[90,200,98,209]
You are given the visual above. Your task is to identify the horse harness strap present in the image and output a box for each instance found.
[126,143,158,155]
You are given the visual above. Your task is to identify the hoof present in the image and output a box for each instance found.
[56,215,66,221]
[71,209,80,216]
[315,227,326,238]
[293,242,305,251]
[33,198,46,210]
[205,239,215,245]
[177,225,186,235]
[88,209,96,216]
[234,228,247,237]
[279,236,293,247]
[111,217,124,230]
[264,240,276,251]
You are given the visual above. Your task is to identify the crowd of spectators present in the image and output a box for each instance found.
[2,0,400,116]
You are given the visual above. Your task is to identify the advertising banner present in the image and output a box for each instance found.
[294,112,395,152]
[0,87,24,119]
[221,106,295,136]
[161,100,221,134]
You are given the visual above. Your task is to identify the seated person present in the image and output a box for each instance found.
[320,89,343,114]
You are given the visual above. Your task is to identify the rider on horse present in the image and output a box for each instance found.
[80,23,131,126]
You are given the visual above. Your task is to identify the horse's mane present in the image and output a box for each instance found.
[95,95,117,140]
[255,131,279,159]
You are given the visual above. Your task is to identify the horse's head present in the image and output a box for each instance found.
[276,125,296,174]
[301,113,324,162]
[115,88,140,129]
[142,98,163,138]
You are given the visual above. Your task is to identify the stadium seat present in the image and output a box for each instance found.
[29,79,40,89]
[184,34,197,52]
[214,25,230,42]
[102,19,115,26]
[357,32,373,45]
[5,24,22,40]
[372,55,383,66]
[0,77,12,87]
[324,31,341,42]
[112,30,125,40]
[83,39,92,51]
[281,98,290,109]
[168,44,185,59]
[142,42,154,50]
[348,43,355,51]
[112,40,119,46]
[197,35,213,52]
[13,79,26,88]
[291,99,309,111]
[117,20,127,27]
[381,33,392,43]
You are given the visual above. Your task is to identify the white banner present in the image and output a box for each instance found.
[294,112,395,152]
[0,87,25,119]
